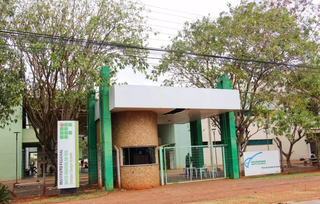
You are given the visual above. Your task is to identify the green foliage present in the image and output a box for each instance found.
[272,95,319,141]
[152,0,320,155]
[1,0,152,176]
[0,183,10,203]
[0,0,24,128]
[0,65,23,128]
[79,138,88,159]
[271,82,320,166]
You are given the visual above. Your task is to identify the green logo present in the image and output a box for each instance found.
[59,123,72,139]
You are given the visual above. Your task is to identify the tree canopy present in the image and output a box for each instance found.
[271,85,320,167]
[1,0,152,183]
[152,0,320,156]
[0,0,23,128]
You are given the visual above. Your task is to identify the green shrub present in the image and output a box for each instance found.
[0,183,10,203]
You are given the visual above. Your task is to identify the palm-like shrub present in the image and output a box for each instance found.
[0,183,10,203]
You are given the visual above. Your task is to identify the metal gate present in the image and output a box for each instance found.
[159,145,227,184]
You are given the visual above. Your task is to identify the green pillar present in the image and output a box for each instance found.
[87,90,98,184]
[99,67,114,191]
[217,74,239,179]
[190,120,204,168]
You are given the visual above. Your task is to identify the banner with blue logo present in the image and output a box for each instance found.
[243,150,281,176]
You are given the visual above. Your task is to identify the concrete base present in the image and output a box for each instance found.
[60,188,77,195]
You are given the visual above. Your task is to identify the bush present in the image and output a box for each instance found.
[0,183,10,203]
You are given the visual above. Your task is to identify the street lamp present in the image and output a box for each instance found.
[265,124,269,151]
[208,119,214,169]
[211,128,218,169]
[14,132,20,184]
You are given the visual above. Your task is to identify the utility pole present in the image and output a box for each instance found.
[265,119,270,151]
[14,132,20,185]
[208,119,214,169]
[42,145,46,195]
[265,128,269,151]
[212,128,218,167]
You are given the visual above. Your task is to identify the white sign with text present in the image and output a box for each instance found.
[244,150,281,176]
[57,121,79,189]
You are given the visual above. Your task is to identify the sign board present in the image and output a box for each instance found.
[243,150,281,176]
[57,121,79,189]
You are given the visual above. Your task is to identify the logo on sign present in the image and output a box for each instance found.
[59,122,72,139]
[244,152,262,168]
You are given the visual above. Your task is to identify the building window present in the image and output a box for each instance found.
[123,146,156,166]
[247,139,273,146]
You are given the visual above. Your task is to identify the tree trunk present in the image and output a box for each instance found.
[237,142,242,176]
[54,171,58,187]
[47,151,57,186]
[285,143,294,168]
[286,155,292,168]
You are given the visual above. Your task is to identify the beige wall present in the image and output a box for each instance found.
[120,165,159,189]
[201,118,311,166]
[246,123,310,160]
[112,111,160,189]
[112,111,158,147]
[22,129,38,143]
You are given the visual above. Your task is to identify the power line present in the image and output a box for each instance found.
[148,18,184,25]
[0,43,164,61]
[143,3,205,17]
[147,24,181,31]
[146,31,177,37]
[148,10,198,20]
[149,37,172,42]
[1,43,319,75]
[1,29,320,70]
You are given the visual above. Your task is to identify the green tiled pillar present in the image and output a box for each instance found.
[87,90,98,184]
[190,120,204,168]
[217,74,239,179]
[99,67,114,191]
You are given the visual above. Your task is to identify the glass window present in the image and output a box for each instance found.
[123,146,156,166]
[247,139,273,146]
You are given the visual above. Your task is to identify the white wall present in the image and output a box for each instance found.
[201,119,223,167]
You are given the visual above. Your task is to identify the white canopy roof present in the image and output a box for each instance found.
[96,85,241,124]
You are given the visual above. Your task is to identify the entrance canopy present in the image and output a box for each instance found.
[103,85,240,124]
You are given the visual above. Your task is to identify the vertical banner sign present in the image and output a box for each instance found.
[57,121,79,189]
[244,150,281,176]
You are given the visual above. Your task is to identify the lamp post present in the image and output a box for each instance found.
[14,132,20,184]
[265,124,269,151]
[208,119,214,169]
[212,128,218,168]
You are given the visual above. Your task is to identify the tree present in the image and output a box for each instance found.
[0,0,24,128]
[79,138,88,160]
[288,70,320,167]
[152,0,319,160]
[3,0,151,185]
[272,91,319,167]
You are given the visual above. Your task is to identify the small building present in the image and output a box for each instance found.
[87,67,241,190]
